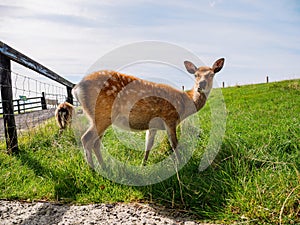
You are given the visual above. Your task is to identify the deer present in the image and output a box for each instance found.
[55,102,74,132]
[72,58,225,168]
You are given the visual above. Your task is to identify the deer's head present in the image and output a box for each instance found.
[184,58,225,95]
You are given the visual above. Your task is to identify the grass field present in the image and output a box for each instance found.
[0,79,299,224]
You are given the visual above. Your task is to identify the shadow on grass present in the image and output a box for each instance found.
[16,151,84,202]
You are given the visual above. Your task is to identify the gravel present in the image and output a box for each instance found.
[0,200,217,225]
[0,109,55,140]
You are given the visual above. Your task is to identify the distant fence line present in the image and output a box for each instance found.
[0,41,75,154]
[181,76,271,90]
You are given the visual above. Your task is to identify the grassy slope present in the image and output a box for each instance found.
[0,79,299,224]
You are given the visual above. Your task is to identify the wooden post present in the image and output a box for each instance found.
[0,54,18,154]
[266,76,269,83]
[182,86,185,91]
[22,101,25,113]
[17,100,21,114]
[41,92,47,110]
[66,86,73,104]
[222,82,225,88]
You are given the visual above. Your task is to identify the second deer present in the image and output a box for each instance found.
[55,102,74,132]
[72,58,225,168]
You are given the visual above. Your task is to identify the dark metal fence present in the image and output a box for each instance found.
[0,41,75,154]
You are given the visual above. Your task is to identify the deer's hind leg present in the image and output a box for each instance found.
[142,129,157,166]
[92,118,112,168]
[81,119,111,169]
[81,125,99,169]
[93,137,103,166]
[165,124,180,163]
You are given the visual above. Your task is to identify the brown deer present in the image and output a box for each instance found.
[72,58,224,168]
[55,102,74,131]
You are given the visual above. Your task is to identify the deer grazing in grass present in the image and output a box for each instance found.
[72,58,224,168]
[55,102,74,132]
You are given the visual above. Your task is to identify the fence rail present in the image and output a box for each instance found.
[0,94,47,115]
[0,41,75,154]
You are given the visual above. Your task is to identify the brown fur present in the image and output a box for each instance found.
[55,102,74,130]
[73,59,224,167]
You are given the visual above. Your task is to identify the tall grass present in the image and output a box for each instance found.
[0,79,299,224]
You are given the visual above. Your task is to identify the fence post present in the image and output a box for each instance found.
[41,92,47,110]
[0,54,18,154]
[266,76,269,83]
[222,82,225,88]
[66,86,73,104]
[17,100,21,114]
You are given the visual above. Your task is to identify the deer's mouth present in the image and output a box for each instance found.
[197,87,205,93]
[197,87,210,97]
[198,81,207,93]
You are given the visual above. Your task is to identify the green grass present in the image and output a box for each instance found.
[1,79,299,224]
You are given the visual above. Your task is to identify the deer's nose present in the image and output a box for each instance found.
[198,81,207,91]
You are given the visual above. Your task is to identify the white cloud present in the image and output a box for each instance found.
[209,0,223,8]
[0,0,299,87]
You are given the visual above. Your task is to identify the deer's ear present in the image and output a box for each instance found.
[212,58,225,73]
[184,61,197,74]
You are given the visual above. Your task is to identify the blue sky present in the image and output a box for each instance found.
[1,0,300,88]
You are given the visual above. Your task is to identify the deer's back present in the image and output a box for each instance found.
[75,70,190,130]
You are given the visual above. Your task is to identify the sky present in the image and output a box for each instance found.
[1,0,300,89]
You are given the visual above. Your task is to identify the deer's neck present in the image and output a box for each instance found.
[186,86,208,111]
